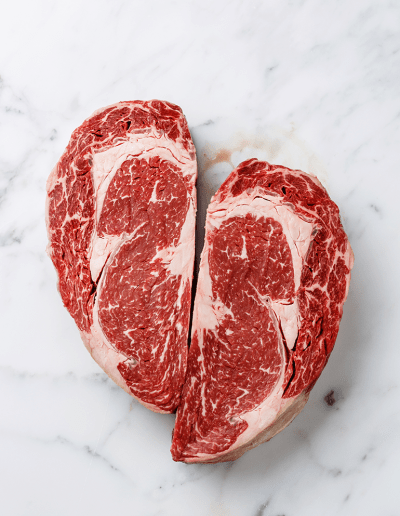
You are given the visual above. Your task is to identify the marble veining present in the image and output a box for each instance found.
[1,0,400,515]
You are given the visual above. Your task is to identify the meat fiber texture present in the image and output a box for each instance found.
[46,100,197,414]
[171,159,353,463]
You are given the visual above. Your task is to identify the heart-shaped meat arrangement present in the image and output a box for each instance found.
[46,101,353,463]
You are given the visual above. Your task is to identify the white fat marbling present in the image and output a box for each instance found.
[1,1,400,515]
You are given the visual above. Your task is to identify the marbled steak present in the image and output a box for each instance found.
[171,159,353,463]
[46,100,197,414]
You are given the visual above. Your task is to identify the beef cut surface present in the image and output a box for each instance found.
[46,100,197,413]
[171,159,353,462]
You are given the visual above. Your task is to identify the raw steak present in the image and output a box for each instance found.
[46,100,197,413]
[171,159,353,462]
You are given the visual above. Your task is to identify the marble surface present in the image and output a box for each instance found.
[1,1,400,514]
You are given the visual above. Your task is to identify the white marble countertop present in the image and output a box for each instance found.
[1,1,399,515]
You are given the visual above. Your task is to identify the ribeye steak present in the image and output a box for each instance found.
[46,100,197,413]
[171,159,353,462]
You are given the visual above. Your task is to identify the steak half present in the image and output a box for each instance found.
[46,100,197,413]
[171,159,353,462]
